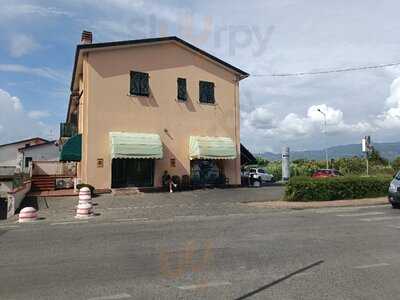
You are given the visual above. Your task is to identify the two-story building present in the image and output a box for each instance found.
[61,31,249,190]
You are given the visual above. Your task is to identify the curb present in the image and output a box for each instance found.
[244,197,389,210]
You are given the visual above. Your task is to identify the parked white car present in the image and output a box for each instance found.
[243,167,274,187]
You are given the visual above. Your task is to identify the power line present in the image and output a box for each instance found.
[252,61,400,77]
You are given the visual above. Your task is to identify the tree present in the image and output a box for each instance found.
[256,157,269,166]
[392,156,400,171]
[368,148,388,166]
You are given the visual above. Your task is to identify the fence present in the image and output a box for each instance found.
[32,161,77,176]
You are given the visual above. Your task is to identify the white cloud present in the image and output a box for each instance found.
[384,77,400,108]
[307,104,343,125]
[242,103,374,149]
[0,88,56,144]
[0,3,71,20]
[28,110,51,119]
[267,112,314,139]
[242,105,276,129]
[0,64,66,82]
[9,34,39,57]
[375,77,400,129]
[102,0,144,9]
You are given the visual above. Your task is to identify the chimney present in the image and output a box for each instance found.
[81,30,93,44]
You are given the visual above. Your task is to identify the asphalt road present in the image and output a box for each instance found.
[1,203,400,299]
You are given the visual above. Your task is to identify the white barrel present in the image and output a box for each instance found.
[18,207,38,223]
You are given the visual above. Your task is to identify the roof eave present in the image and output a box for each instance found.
[69,36,249,92]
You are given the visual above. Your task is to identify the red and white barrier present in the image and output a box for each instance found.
[75,187,94,218]
[75,202,93,219]
[18,207,38,223]
[79,187,92,204]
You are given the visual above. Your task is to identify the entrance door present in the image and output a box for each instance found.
[112,159,154,188]
[190,160,222,185]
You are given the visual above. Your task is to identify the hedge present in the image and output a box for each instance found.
[285,176,391,202]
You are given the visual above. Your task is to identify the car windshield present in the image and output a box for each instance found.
[395,171,400,180]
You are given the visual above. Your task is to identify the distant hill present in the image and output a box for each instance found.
[258,142,400,161]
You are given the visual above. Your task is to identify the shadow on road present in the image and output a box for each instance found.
[233,260,324,300]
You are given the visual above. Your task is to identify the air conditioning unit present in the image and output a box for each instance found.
[55,178,74,190]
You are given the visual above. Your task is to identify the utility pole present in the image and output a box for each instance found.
[317,109,329,169]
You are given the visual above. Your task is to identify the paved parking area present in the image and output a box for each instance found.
[3,185,285,224]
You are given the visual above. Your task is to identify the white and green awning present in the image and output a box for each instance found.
[110,132,163,159]
[189,136,237,160]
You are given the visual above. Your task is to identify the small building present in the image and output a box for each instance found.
[0,137,48,168]
[19,140,60,173]
[61,32,249,190]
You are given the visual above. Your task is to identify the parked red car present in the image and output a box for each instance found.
[312,169,342,178]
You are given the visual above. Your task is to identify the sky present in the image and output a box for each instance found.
[1,0,400,153]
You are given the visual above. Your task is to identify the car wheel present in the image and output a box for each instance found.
[392,203,400,209]
[253,180,261,187]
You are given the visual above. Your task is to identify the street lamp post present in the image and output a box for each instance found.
[317,108,329,169]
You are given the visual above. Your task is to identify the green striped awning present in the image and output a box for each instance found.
[110,132,163,159]
[189,136,237,160]
[60,134,82,162]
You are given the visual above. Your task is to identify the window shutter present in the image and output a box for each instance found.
[130,71,149,96]
[130,71,136,95]
[199,81,215,103]
[207,82,215,103]
[199,81,207,102]
[140,72,149,96]
[177,78,187,101]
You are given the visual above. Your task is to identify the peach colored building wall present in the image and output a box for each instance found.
[78,42,241,189]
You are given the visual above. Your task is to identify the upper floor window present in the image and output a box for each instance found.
[199,81,215,104]
[177,78,187,101]
[130,71,149,96]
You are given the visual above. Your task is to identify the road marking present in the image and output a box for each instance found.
[387,225,400,229]
[50,221,89,225]
[0,225,20,229]
[313,205,390,214]
[359,216,400,222]
[314,207,362,213]
[177,281,231,290]
[336,212,385,217]
[106,207,128,210]
[115,218,148,222]
[353,263,389,269]
[88,293,132,300]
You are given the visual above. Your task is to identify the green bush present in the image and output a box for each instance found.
[266,161,282,180]
[285,176,391,201]
[392,156,400,172]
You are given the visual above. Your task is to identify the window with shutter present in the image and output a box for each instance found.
[177,78,187,101]
[199,81,215,104]
[130,71,149,96]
